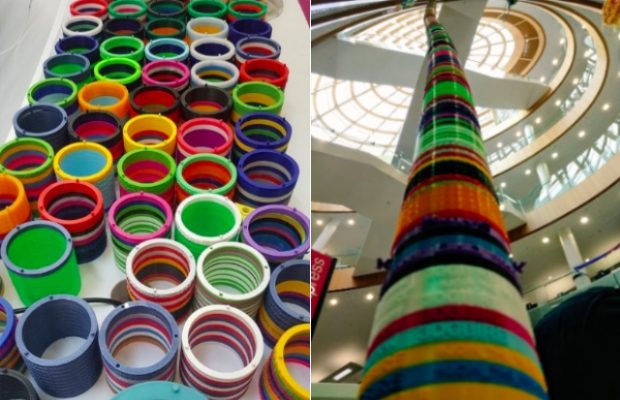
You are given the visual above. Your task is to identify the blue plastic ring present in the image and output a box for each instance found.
[145,38,189,63]
[12,103,68,153]
[113,381,206,399]
[55,35,100,64]
[228,18,272,44]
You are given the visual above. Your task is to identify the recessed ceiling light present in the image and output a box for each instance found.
[578,130,586,138]
[580,216,589,224]
[539,76,546,83]
[584,50,591,58]
[316,219,324,226]
[552,58,559,66]
[347,218,355,226]
[573,77,579,85]
[365,293,374,301]
[560,38,566,45]
[500,182,506,188]
[547,275,553,280]
[509,253,513,258]
[551,152,558,159]
[542,237,550,244]
[585,258,590,262]
[535,117,542,124]
[525,169,531,175]
[603,103,610,111]
[329,298,339,306]
[555,100,562,107]
[496,142,503,148]
[618,32,620,40]
[499,204,506,211]
[516,131,522,137]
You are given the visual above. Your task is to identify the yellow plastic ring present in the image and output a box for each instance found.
[123,114,178,155]
[53,142,113,183]
[272,323,310,399]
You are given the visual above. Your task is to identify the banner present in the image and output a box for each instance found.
[311,249,337,334]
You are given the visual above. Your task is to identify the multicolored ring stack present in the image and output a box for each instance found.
[358,2,548,399]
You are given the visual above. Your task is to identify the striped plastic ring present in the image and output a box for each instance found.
[126,238,196,320]
[257,259,310,347]
[187,17,229,43]
[108,192,173,271]
[180,305,264,399]
[68,111,124,162]
[195,242,270,317]
[27,78,79,116]
[70,0,109,19]
[13,103,69,152]
[235,36,281,64]
[0,297,24,372]
[0,175,31,249]
[190,38,236,64]
[232,112,291,163]
[175,154,237,203]
[123,114,177,155]
[177,117,233,160]
[241,205,310,267]
[54,35,100,64]
[144,38,189,63]
[0,138,56,212]
[181,86,232,121]
[228,19,272,45]
[62,15,103,38]
[0,369,38,399]
[190,60,239,91]
[260,324,310,400]
[130,85,181,122]
[38,180,107,264]
[239,58,289,89]
[98,301,180,392]
[117,148,177,207]
[141,60,190,92]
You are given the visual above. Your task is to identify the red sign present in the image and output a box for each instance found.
[311,249,337,331]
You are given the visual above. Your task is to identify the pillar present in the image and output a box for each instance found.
[558,226,591,289]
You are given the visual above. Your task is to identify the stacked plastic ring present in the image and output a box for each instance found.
[1,221,81,306]
[62,15,103,38]
[123,114,177,155]
[174,194,242,259]
[188,0,227,19]
[70,0,109,19]
[43,53,91,88]
[112,381,206,400]
[108,192,173,271]
[126,238,196,320]
[235,36,281,64]
[109,0,148,21]
[240,59,289,89]
[187,17,229,42]
[94,57,142,91]
[241,205,310,267]
[27,78,79,115]
[181,86,232,121]
[257,260,310,347]
[145,38,189,63]
[191,60,239,91]
[195,242,270,317]
[0,297,23,371]
[227,0,267,22]
[147,0,186,22]
[260,324,310,400]
[100,36,145,62]
[98,301,180,393]
[130,85,181,122]
[0,175,31,246]
[38,181,107,264]
[0,138,56,212]
[176,154,237,203]
[190,38,236,64]
[0,369,38,400]
[235,149,299,207]
[233,112,291,163]
[231,81,284,122]
[103,18,145,40]
[146,18,186,41]
[142,60,190,93]
[78,80,130,119]
[68,111,124,162]
[228,19,272,44]
[118,148,177,207]
[15,295,101,397]
[180,305,264,399]
[55,35,100,64]
[53,141,115,209]
[177,117,233,160]
[13,103,69,152]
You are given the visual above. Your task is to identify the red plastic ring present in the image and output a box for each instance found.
[239,59,289,89]
[129,85,181,123]
[177,118,233,159]
[70,0,109,18]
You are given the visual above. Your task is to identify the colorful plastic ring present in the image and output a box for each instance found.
[0,297,24,371]
[235,36,281,64]
[123,114,177,155]
[27,78,79,116]
[109,0,148,21]
[146,18,187,40]
[141,60,190,92]
[130,84,181,122]
[190,60,239,91]
[0,175,31,245]
[62,15,103,38]
[147,0,187,22]
[117,148,176,207]
[103,17,145,39]
[175,154,237,204]
[187,17,229,43]
[181,86,231,121]
[227,0,267,22]
[13,104,69,152]
[176,117,233,160]
[43,53,91,88]
[188,0,227,19]
[228,18,272,44]
[240,59,289,89]
[231,81,284,122]
[233,112,291,162]
[70,0,109,19]
[68,110,124,162]
[78,80,130,119]
[55,35,100,64]
[100,36,145,62]
[94,57,142,91]
[144,37,189,63]
[190,37,236,64]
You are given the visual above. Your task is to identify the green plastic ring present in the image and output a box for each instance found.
[109,0,148,20]
[27,78,78,110]
[188,0,227,19]
[100,36,145,62]
[117,148,176,194]
[227,0,267,20]
[0,138,54,180]
[94,57,142,87]
[232,81,284,120]
[176,153,237,197]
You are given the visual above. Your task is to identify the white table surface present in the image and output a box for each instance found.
[0,1,310,398]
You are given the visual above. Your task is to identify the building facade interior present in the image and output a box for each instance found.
[310,0,620,397]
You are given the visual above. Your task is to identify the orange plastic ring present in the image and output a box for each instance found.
[78,80,130,119]
[0,174,31,240]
